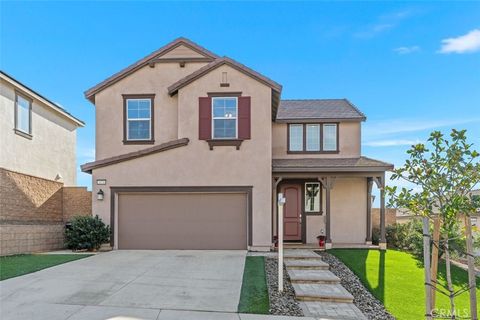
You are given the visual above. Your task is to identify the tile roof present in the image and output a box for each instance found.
[276,99,366,122]
[272,157,393,172]
[81,138,189,173]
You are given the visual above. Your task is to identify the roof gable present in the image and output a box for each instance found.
[84,37,219,103]
[167,57,282,96]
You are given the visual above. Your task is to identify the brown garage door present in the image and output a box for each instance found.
[118,192,247,249]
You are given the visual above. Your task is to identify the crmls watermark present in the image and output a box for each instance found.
[432,308,470,318]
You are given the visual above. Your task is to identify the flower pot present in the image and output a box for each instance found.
[317,235,326,248]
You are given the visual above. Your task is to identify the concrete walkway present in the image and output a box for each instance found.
[284,250,367,320]
[0,250,247,320]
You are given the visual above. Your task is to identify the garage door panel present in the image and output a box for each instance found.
[118,193,247,250]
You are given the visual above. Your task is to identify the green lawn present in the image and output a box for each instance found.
[238,256,270,314]
[0,254,92,281]
[329,249,479,320]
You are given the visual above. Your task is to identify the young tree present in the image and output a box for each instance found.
[387,129,480,319]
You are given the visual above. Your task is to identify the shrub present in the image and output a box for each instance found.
[65,215,110,251]
[372,228,380,245]
[385,219,471,260]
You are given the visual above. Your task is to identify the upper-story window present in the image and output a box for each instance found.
[123,94,155,144]
[15,91,32,137]
[288,123,338,153]
[323,124,337,151]
[212,97,237,139]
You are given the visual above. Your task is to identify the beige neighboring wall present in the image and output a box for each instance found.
[0,79,78,185]
[272,121,361,159]
[91,63,273,248]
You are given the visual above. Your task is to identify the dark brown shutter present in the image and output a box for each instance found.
[199,97,212,140]
[238,96,251,140]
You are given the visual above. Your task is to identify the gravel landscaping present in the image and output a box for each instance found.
[315,251,394,320]
[265,257,304,316]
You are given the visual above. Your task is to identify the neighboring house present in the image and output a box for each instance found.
[0,71,89,256]
[0,71,84,185]
[81,38,393,251]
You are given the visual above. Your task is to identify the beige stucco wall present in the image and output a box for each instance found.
[272,121,361,159]
[330,177,367,243]
[94,62,208,159]
[0,79,78,185]
[91,63,273,249]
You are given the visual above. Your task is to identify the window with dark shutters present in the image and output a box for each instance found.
[238,96,251,140]
[198,97,212,140]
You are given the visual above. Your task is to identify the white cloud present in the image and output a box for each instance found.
[393,46,420,54]
[439,29,480,54]
[364,139,420,147]
[354,9,413,39]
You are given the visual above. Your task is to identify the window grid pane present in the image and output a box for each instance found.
[128,120,150,140]
[323,124,337,151]
[305,183,320,212]
[212,97,237,139]
[306,124,320,151]
[16,96,30,133]
[126,99,151,140]
[289,124,303,151]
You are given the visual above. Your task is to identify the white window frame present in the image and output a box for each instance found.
[15,91,32,135]
[211,97,238,140]
[305,182,321,213]
[289,124,304,151]
[305,124,321,151]
[126,98,152,141]
[322,123,338,151]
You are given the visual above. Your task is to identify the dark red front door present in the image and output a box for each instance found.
[281,184,302,241]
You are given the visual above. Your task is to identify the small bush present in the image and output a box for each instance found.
[65,215,110,251]
[385,219,470,260]
[372,228,380,245]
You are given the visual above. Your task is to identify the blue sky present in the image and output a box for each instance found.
[1,1,480,195]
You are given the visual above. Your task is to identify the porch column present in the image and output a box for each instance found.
[319,176,335,249]
[366,178,373,244]
[373,175,387,250]
[378,175,387,250]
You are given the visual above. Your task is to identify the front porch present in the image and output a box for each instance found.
[272,157,393,250]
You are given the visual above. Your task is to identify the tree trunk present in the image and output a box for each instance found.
[431,217,441,310]
[444,238,456,319]
[423,217,433,320]
[464,216,478,320]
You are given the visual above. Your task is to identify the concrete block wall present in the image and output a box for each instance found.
[0,168,92,256]
[372,208,397,229]
[0,224,64,256]
[62,187,92,222]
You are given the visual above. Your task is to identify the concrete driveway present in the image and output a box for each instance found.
[0,250,247,320]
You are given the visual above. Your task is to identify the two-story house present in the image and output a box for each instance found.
[81,38,393,251]
[1,71,84,185]
[0,71,87,256]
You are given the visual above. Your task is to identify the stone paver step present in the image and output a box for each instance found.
[287,269,340,284]
[283,250,321,260]
[292,283,354,303]
[284,259,329,270]
[300,301,367,320]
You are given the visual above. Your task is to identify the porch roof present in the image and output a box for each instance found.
[272,156,393,173]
